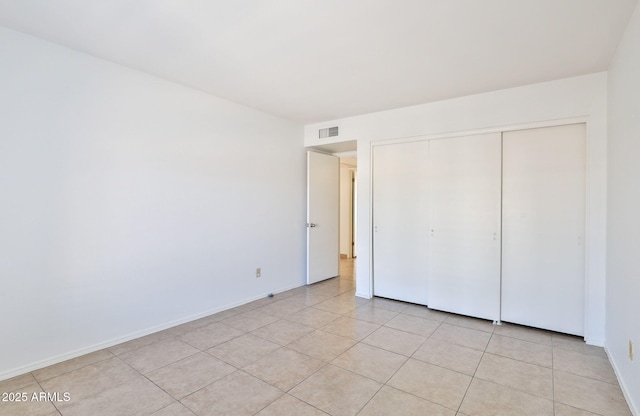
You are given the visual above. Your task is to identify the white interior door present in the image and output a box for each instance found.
[427,133,502,321]
[502,124,586,335]
[307,151,339,284]
[373,141,429,305]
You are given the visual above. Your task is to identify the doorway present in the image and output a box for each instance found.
[339,156,357,259]
[305,142,357,285]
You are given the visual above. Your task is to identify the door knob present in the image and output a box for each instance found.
[307,223,317,228]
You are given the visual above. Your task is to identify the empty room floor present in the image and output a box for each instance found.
[1,259,631,416]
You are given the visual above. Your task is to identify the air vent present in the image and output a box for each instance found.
[319,126,339,139]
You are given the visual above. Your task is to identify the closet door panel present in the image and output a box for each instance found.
[373,141,429,305]
[427,133,502,321]
[502,124,586,336]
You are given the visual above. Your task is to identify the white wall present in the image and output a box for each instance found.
[607,2,640,413]
[306,72,608,346]
[0,27,306,380]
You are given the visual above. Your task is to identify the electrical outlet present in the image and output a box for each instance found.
[256,268,261,278]
[629,340,634,361]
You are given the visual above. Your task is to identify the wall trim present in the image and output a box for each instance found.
[0,282,303,382]
[606,347,639,415]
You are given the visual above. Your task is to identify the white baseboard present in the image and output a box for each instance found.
[605,346,639,416]
[355,292,372,300]
[585,336,606,347]
[0,283,304,382]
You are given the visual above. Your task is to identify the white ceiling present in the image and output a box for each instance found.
[0,0,637,123]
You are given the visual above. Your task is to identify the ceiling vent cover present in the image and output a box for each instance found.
[319,126,339,139]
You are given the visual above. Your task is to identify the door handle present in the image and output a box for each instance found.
[307,223,318,228]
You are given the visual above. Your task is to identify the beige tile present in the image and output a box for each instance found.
[306,285,343,298]
[431,323,491,351]
[0,383,59,416]
[244,348,324,391]
[552,334,608,358]
[109,331,174,356]
[459,378,553,416]
[358,385,455,416]
[0,373,37,392]
[346,304,398,325]
[388,358,471,410]
[119,338,198,374]
[161,315,221,338]
[335,292,369,305]
[236,297,275,311]
[287,286,317,297]
[251,319,315,346]
[285,292,331,307]
[151,402,197,416]
[182,371,282,416]
[284,285,312,295]
[32,349,114,382]
[384,313,440,337]
[16,258,634,416]
[313,297,360,314]
[304,282,336,298]
[178,321,245,350]
[412,338,483,375]
[553,348,618,384]
[272,287,301,299]
[402,305,451,321]
[285,307,341,328]
[207,307,246,321]
[369,297,409,312]
[445,314,496,333]
[221,309,280,332]
[362,326,427,356]
[256,299,307,317]
[337,281,357,293]
[554,371,631,416]
[158,326,197,341]
[554,402,601,416]
[39,356,138,407]
[307,289,341,300]
[146,353,235,399]
[206,333,281,367]
[62,375,173,416]
[486,334,553,367]
[320,316,380,340]
[290,365,381,416]
[332,343,407,383]
[287,330,356,361]
[493,323,553,345]
[256,394,328,416]
[475,353,553,399]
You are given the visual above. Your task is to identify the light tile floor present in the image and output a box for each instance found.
[1,259,632,416]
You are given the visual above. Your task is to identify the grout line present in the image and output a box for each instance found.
[454,329,494,414]
[20,259,625,415]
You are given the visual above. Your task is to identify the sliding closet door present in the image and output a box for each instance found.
[427,133,502,321]
[502,124,586,336]
[373,141,429,305]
